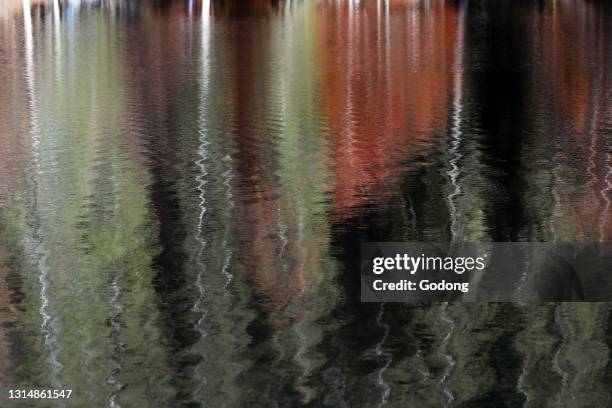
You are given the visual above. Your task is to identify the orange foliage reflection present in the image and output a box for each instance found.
[221,0,463,320]
[316,0,459,220]
[540,2,611,241]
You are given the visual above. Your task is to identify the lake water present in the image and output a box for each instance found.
[0,0,611,406]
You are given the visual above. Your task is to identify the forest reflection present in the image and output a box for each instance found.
[0,0,610,407]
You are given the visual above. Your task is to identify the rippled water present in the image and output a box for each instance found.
[0,0,611,407]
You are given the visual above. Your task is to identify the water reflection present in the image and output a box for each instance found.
[0,1,611,407]
[317,0,458,221]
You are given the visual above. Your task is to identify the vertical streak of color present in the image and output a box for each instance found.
[439,1,468,405]
[192,0,212,401]
[23,0,63,388]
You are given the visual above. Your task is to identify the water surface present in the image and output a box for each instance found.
[0,0,611,407]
